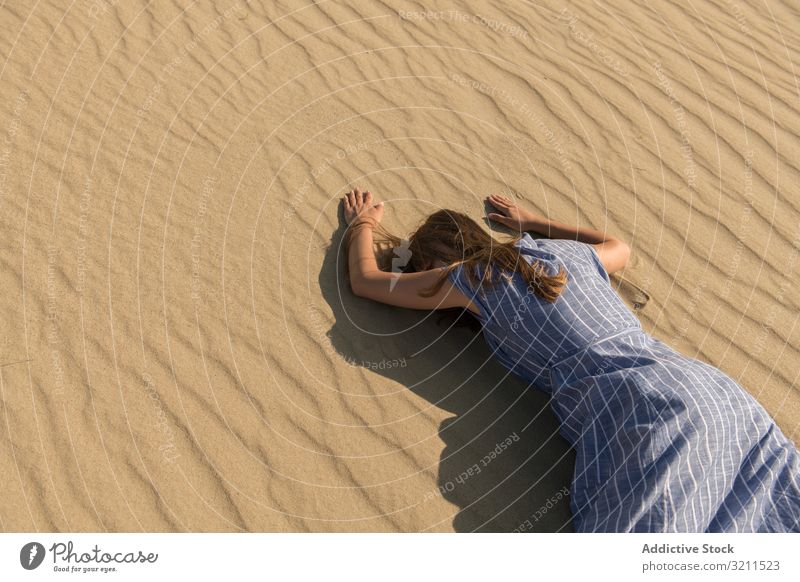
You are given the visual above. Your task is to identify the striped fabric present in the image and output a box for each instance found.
[446,232,800,532]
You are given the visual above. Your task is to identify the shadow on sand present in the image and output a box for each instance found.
[317,226,575,532]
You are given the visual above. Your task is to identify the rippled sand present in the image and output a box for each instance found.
[0,0,798,532]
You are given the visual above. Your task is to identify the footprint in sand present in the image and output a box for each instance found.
[613,276,650,312]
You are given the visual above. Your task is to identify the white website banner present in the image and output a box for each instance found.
[1,533,797,581]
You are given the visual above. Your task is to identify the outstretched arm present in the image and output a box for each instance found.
[341,188,475,312]
[486,194,630,275]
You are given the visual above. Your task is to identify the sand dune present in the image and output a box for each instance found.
[0,0,798,532]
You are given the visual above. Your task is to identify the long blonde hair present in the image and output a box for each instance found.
[350,209,568,303]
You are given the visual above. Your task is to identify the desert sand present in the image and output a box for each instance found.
[0,0,798,532]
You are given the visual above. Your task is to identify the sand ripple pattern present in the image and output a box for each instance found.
[0,0,797,531]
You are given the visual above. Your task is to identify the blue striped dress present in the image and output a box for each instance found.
[447,232,800,532]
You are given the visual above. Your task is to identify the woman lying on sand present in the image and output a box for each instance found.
[340,188,800,533]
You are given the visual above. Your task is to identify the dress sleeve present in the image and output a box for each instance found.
[446,262,490,324]
[534,238,610,284]
[583,242,611,283]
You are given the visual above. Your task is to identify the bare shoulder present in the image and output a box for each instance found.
[590,239,630,275]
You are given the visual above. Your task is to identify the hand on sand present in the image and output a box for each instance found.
[342,187,384,226]
[486,194,546,232]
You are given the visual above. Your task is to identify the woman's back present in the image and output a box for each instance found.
[447,233,800,532]
[446,233,646,392]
